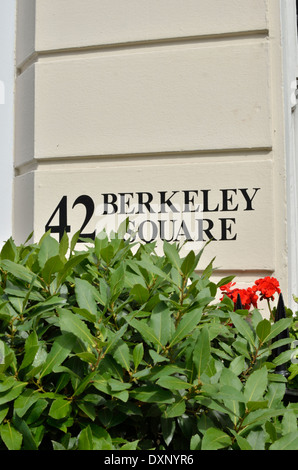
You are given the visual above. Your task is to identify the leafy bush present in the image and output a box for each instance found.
[0,223,297,450]
[286,296,298,390]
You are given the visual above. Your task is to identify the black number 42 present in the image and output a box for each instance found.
[45,195,96,242]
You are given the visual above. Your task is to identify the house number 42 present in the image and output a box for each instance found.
[45,195,96,242]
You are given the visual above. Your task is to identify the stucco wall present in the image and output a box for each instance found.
[13,0,288,298]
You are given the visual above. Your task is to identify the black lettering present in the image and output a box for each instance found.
[102,193,118,214]
[136,192,155,213]
[138,220,158,243]
[174,220,193,241]
[158,191,179,213]
[119,193,135,215]
[183,190,200,212]
[201,190,219,212]
[239,188,260,211]
[158,219,176,242]
[72,195,96,241]
[219,217,237,241]
[45,196,70,241]
[221,189,238,211]
[196,218,216,241]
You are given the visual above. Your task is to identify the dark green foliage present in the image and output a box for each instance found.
[0,223,297,450]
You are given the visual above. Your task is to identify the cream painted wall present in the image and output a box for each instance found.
[0,0,15,245]
[13,0,291,305]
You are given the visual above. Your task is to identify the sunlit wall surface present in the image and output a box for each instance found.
[0,1,16,244]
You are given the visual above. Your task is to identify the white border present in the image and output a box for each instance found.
[280,0,298,310]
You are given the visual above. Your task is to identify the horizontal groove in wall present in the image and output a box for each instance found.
[198,268,275,275]
[14,147,273,177]
[14,161,38,177]
[17,29,269,75]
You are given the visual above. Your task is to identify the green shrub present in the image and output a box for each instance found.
[0,223,297,450]
[286,296,298,390]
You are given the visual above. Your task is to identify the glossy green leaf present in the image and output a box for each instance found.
[246,400,269,411]
[216,385,245,403]
[113,341,131,371]
[161,417,176,446]
[0,260,42,287]
[216,276,235,288]
[0,405,9,424]
[164,398,186,418]
[149,349,169,363]
[0,422,23,450]
[120,440,139,450]
[133,343,144,370]
[128,318,164,349]
[157,375,191,390]
[19,331,39,370]
[100,244,114,264]
[270,432,298,450]
[130,385,173,404]
[180,250,196,277]
[130,284,149,304]
[69,230,81,254]
[230,312,255,346]
[0,238,17,261]
[169,308,203,347]
[272,349,295,367]
[242,408,287,427]
[26,399,48,425]
[244,367,268,403]
[149,302,173,352]
[0,376,15,393]
[39,333,75,379]
[201,428,232,450]
[72,307,97,323]
[92,376,111,395]
[256,318,271,343]
[135,259,171,283]
[75,278,98,317]
[59,309,97,347]
[0,381,27,406]
[77,401,96,421]
[56,253,89,286]
[229,355,246,376]
[104,324,128,355]
[110,263,125,297]
[59,231,69,259]
[76,351,97,365]
[42,255,65,284]
[281,410,297,435]
[49,398,71,420]
[78,425,93,450]
[14,389,41,418]
[163,241,181,272]
[190,434,201,450]
[38,234,59,269]
[266,318,293,341]
[12,414,38,450]
[230,431,253,450]
[192,326,210,379]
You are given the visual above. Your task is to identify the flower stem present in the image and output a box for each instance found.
[267,298,274,322]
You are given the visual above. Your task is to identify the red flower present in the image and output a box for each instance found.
[252,276,281,301]
[239,287,258,310]
[220,284,258,310]
[220,282,236,293]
